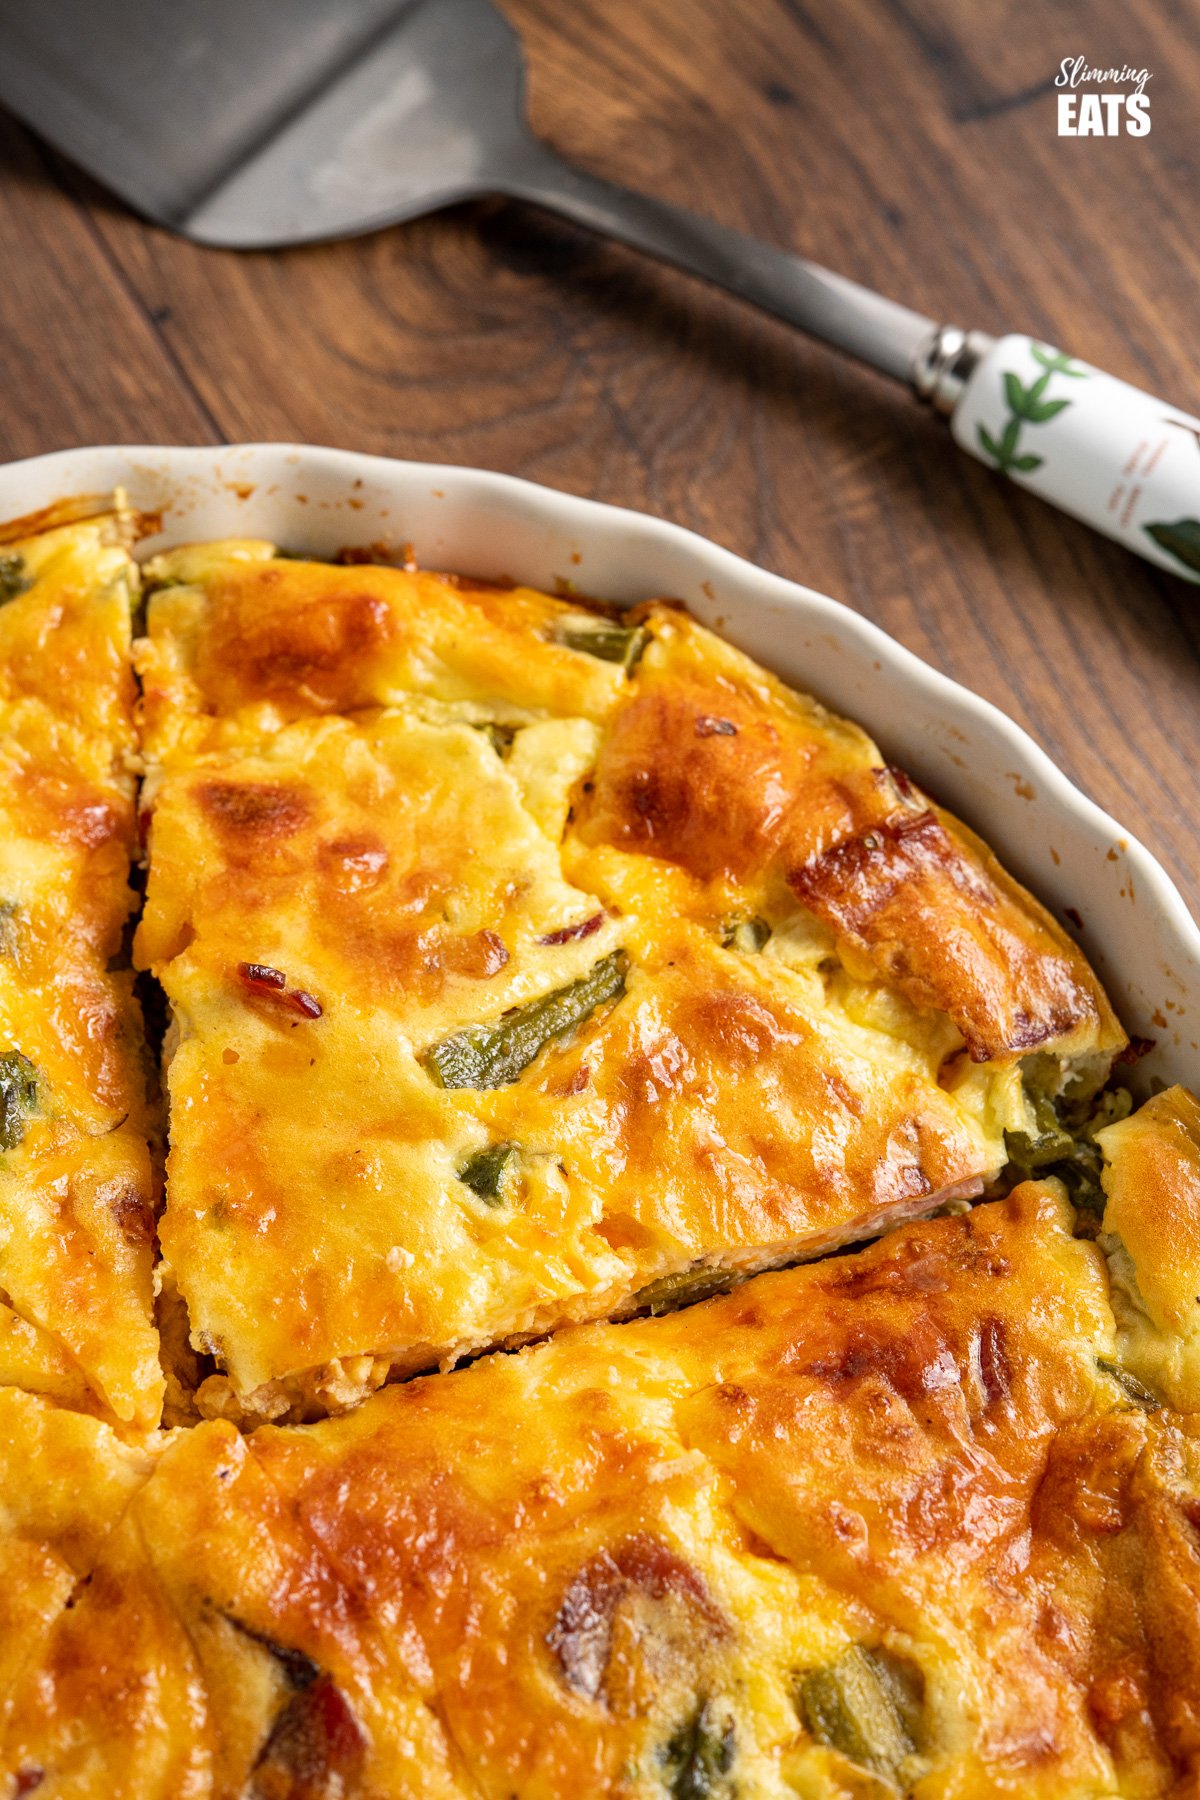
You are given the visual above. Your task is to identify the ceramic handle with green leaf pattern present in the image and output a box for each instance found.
[950,335,1200,582]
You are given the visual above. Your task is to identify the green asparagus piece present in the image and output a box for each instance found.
[457,1142,519,1205]
[627,1263,735,1318]
[0,553,30,605]
[473,721,518,757]
[423,950,628,1090]
[1005,1084,1133,1214]
[0,902,21,960]
[662,1700,736,1799]
[1096,1358,1161,1411]
[558,622,647,672]
[796,1646,917,1785]
[721,915,770,953]
[0,1051,38,1150]
[1004,1091,1074,1171]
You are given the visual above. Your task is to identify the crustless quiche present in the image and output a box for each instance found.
[5,1178,1200,1797]
[131,540,1122,1423]
[2,501,1200,1799]
[0,505,160,1433]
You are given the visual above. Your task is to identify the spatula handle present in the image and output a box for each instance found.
[942,334,1200,584]
[500,142,934,384]
[505,143,1200,584]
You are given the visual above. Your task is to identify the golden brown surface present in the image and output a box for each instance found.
[3,515,1194,1799]
[131,543,1121,1421]
[134,546,628,763]
[571,608,1121,1068]
[5,1190,1200,1799]
[0,0,1196,1779]
[0,517,146,1131]
[0,514,161,1432]
[0,1388,156,1743]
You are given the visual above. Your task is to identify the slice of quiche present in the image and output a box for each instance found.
[0,1386,157,1759]
[0,505,162,1431]
[1089,1084,1200,1414]
[7,1187,1198,1798]
[133,544,1124,1422]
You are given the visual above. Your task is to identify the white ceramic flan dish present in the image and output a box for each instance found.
[2,440,1197,1091]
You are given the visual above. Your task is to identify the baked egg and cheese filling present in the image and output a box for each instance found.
[8,506,1200,1799]
[0,507,162,1432]
[131,542,1125,1422]
[1086,1084,1200,1414]
[7,1187,1200,1799]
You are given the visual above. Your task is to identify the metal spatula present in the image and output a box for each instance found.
[0,0,1197,582]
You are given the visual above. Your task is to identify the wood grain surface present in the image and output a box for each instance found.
[0,0,1197,911]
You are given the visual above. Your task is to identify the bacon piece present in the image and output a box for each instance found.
[975,1316,1012,1407]
[112,1186,156,1247]
[238,962,287,993]
[237,962,323,1020]
[250,1673,367,1798]
[474,927,510,974]
[547,1533,728,1703]
[539,913,604,947]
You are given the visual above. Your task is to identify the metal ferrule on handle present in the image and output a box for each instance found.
[911,326,995,415]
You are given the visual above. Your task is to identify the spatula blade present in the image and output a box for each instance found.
[0,0,518,243]
[188,0,524,248]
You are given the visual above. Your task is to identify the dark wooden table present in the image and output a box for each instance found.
[1,0,1197,898]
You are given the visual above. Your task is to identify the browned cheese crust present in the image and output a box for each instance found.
[569,608,1120,1068]
[0,512,162,1431]
[5,1190,1200,1799]
[5,517,1186,1800]
[131,547,1123,1419]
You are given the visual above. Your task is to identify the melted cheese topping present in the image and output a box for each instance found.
[137,717,1000,1416]
[136,545,630,765]
[132,545,1124,1420]
[0,513,161,1431]
[570,611,1122,1070]
[0,1301,97,1413]
[7,522,1192,1799]
[6,1193,1199,1798]
[0,1388,155,1743]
